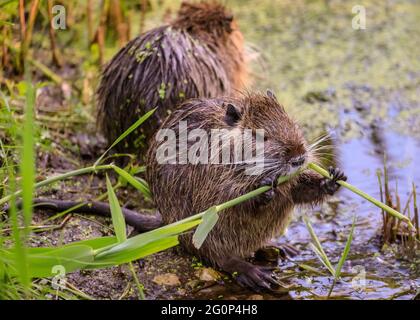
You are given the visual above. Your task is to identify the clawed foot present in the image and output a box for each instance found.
[255,175,278,206]
[235,265,280,292]
[255,244,300,261]
[320,167,347,195]
[221,257,280,292]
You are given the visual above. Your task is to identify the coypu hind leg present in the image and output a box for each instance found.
[291,167,347,204]
[220,256,280,292]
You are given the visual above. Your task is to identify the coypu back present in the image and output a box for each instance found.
[97,1,247,155]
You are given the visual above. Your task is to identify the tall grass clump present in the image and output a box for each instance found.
[376,158,419,260]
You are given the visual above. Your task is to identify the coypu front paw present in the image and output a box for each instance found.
[320,167,347,195]
[255,175,278,206]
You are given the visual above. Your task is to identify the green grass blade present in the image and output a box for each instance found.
[192,206,219,249]
[94,219,201,261]
[5,245,95,278]
[94,108,156,166]
[335,216,356,279]
[93,235,180,266]
[308,162,413,227]
[21,80,35,232]
[304,217,335,276]
[309,243,336,276]
[112,166,151,199]
[11,79,37,291]
[106,174,127,243]
[7,168,29,291]
[128,262,145,300]
[0,164,115,207]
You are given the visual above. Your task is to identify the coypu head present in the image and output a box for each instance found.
[224,91,313,176]
[173,1,237,38]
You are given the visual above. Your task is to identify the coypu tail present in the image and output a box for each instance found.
[3,199,162,233]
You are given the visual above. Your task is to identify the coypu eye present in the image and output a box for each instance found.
[224,103,241,126]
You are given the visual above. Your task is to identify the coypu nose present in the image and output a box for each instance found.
[291,155,305,167]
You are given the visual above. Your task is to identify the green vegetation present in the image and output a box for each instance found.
[304,216,356,298]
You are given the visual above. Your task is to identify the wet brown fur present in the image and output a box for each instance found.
[146,92,333,269]
[97,1,247,154]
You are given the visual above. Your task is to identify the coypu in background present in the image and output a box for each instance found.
[146,91,347,291]
[97,1,248,154]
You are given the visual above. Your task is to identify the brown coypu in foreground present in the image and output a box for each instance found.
[3,91,346,292]
[97,1,248,154]
[146,91,347,291]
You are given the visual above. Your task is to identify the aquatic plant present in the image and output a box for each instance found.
[376,158,419,260]
[304,216,356,298]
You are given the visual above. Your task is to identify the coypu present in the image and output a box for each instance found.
[2,90,346,292]
[97,1,248,154]
[146,90,347,291]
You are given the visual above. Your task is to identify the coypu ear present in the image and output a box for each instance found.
[224,103,242,126]
[266,89,278,101]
